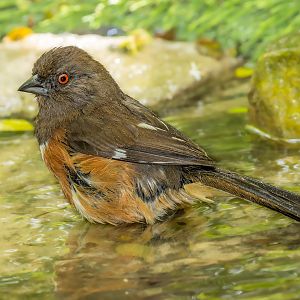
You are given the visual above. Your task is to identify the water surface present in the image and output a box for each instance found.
[1,82,300,300]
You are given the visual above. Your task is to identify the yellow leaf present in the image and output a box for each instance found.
[5,27,33,41]
[0,119,34,132]
[118,29,152,54]
[228,106,248,114]
[235,66,253,78]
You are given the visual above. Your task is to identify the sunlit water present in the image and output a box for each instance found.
[1,81,300,300]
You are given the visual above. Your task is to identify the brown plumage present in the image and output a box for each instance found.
[18,46,300,225]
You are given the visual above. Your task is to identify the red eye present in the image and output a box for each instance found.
[58,73,69,84]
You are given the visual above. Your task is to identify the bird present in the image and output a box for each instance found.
[18,46,300,225]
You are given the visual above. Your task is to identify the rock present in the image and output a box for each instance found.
[0,33,239,118]
[249,35,300,140]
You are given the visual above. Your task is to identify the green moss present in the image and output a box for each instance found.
[249,48,300,139]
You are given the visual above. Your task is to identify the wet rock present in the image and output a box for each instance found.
[249,35,300,140]
[0,33,239,118]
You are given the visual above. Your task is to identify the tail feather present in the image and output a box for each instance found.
[197,168,300,221]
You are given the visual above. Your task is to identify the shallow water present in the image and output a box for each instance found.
[1,82,300,300]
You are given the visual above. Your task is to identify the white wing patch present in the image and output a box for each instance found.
[156,118,169,130]
[138,122,166,131]
[171,136,185,142]
[113,148,127,159]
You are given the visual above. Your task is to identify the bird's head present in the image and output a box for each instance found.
[18,46,120,108]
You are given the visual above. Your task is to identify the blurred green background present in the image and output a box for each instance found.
[2,0,300,60]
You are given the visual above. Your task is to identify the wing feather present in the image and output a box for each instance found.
[67,95,215,167]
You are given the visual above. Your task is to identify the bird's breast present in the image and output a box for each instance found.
[39,129,73,201]
[38,129,155,224]
[38,129,196,225]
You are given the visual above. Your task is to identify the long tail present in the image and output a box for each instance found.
[196,168,300,221]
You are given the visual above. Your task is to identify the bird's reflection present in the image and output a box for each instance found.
[54,208,208,299]
[53,193,300,300]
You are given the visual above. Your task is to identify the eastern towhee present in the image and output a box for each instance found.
[18,46,300,225]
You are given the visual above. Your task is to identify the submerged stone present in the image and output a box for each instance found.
[249,37,300,140]
[0,33,238,118]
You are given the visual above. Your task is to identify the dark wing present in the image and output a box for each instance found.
[67,95,214,166]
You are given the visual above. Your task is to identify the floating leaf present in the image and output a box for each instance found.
[228,106,248,114]
[0,119,33,132]
[235,66,254,78]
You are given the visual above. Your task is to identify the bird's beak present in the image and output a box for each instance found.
[18,74,48,96]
